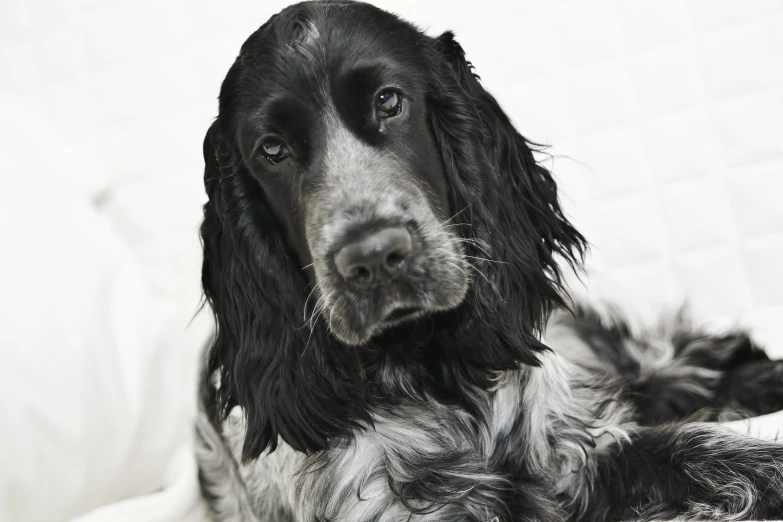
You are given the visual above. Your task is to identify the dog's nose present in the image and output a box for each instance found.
[334,227,413,286]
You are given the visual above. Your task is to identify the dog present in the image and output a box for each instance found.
[195,2,783,520]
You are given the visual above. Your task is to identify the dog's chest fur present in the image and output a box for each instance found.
[221,395,499,520]
[210,353,627,521]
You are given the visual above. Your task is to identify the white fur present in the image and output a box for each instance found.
[198,350,640,521]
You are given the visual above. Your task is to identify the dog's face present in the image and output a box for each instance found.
[203,1,585,458]
[230,8,468,345]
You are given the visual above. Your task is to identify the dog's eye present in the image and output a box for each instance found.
[375,90,402,117]
[259,138,288,164]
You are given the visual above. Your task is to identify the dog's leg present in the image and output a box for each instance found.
[195,413,264,522]
[717,358,783,416]
[196,411,300,522]
[561,423,783,521]
[548,305,783,424]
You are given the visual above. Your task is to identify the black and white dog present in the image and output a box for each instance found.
[196,2,783,520]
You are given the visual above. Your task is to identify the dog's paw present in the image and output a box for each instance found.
[718,360,783,415]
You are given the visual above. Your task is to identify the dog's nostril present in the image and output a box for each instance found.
[352,265,372,283]
[385,250,407,269]
[334,227,413,286]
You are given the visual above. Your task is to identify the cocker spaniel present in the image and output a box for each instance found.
[195,2,783,520]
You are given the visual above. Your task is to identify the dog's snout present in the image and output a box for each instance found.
[334,227,413,287]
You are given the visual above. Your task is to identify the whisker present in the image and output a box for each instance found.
[439,206,470,227]
[309,291,330,331]
[453,237,492,256]
[300,287,330,330]
[302,285,319,322]
[327,295,341,327]
[436,247,467,265]
[453,236,490,248]
[460,258,505,302]
[440,222,472,229]
[444,260,468,278]
[462,254,508,265]
[437,242,501,266]
[302,291,333,355]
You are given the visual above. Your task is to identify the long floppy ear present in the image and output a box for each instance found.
[200,118,368,462]
[428,32,587,366]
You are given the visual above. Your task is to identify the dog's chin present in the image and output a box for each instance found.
[325,287,468,347]
[328,306,427,346]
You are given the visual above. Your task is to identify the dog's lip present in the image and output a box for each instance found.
[382,305,423,323]
[373,304,426,332]
[329,303,426,346]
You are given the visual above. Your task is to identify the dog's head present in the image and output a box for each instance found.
[218,3,467,345]
[201,0,585,461]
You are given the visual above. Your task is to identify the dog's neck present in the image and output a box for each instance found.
[352,309,545,411]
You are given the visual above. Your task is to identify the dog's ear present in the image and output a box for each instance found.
[428,32,587,362]
[200,118,368,462]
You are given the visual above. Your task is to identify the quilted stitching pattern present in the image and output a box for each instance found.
[0,0,780,355]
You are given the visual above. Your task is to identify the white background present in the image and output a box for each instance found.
[1,1,782,519]
[1,0,781,347]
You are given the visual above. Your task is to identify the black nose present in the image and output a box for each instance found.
[334,227,413,286]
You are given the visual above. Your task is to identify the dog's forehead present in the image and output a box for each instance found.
[279,2,409,46]
[232,4,430,141]
[263,3,424,91]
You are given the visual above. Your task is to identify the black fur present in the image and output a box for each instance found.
[558,305,783,424]
[197,2,783,520]
[200,0,584,461]
[201,118,371,458]
[561,423,783,521]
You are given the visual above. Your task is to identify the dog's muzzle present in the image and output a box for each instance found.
[332,225,423,325]
[333,226,413,288]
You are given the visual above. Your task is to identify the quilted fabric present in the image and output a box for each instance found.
[0,1,780,520]
[0,101,210,522]
[1,0,779,354]
[438,0,783,354]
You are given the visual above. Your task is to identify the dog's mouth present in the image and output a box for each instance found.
[318,254,469,346]
[380,305,424,327]
[306,195,470,345]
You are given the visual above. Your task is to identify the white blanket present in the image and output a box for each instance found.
[1,100,781,522]
[0,101,210,522]
[1,0,781,517]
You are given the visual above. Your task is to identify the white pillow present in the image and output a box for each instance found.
[0,101,204,521]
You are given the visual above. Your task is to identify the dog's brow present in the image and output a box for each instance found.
[244,96,298,135]
[286,18,323,62]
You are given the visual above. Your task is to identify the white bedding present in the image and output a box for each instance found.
[1,95,780,522]
[0,101,210,522]
[0,1,781,520]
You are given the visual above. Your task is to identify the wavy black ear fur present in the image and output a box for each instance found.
[427,32,587,368]
[199,27,587,460]
[200,116,369,462]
